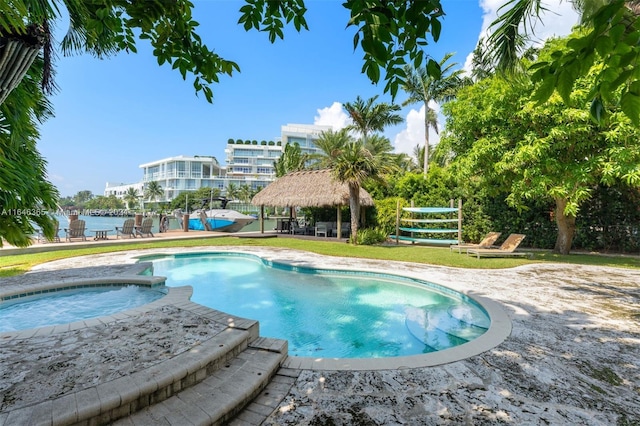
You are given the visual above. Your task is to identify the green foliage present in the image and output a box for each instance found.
[573,184,640,252]
[371,197,406,234]
[354,227,388,245]
[440,40,640,253]
[144,181,164,202]
[401,52,467,175]
[343,95,403,141]
[84,195,125,210]
[525,1,640,125]
[0,57,58,247]
[274,142,307,177]
[344,0,445,98]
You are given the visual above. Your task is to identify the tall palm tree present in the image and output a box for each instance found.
[239,184,253,203]
[144,181,164,208]
[225,183,239,201]
[311,129,353,169]
[123,187,140,210]
[343,95,403,144]
[401,52,465,177]
[314,130,397,244]
[144,181,164,200]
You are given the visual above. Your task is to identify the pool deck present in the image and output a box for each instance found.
[1,245,639,424]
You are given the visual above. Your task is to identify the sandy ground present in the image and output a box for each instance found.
[2,246,639,425]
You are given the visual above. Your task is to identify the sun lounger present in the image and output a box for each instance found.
[450,232,501,253]
[467,233,532,259]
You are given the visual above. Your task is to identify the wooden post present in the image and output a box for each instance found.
[260,205,264,233]
[395,199,400,244]
[458,198,463,244]
[336,207,342,239]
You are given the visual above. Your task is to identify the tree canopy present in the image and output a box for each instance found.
[487,0,640,125]
[440,35,640,254]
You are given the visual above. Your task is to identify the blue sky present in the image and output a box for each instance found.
[38,0,577,197]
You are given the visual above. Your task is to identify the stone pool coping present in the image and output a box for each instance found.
[9,247,512,371]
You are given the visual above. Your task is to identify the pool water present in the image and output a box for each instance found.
[0,286,166,333]
[149,253,490,358]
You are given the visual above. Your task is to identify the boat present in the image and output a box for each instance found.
[173,197,255,232]
[192,209,255,232]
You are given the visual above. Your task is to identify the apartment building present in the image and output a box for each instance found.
[105,123,331,203]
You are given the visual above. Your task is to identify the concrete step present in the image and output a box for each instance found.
[115,338,288,426]
[3,322,259,426]
[228,367,301,426]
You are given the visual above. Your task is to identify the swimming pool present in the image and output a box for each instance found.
[147,252,491,359]
[0,285,167,333]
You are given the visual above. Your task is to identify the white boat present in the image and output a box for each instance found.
[174,208,255,232]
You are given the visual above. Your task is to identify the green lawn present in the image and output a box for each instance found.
[1,236,638,278]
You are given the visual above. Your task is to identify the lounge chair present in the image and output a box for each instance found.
[115,218,136,239]
[467,233,532,259]
[450,232,501,254]
[64,220,86,242]
[135,218,155,238]
[290,221,307,235]
[315,222,328,237]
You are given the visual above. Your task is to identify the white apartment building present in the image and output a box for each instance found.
[281,123,331,157]
[139,155,225,202]
[104,181,144,198]
[224,140,283,192]
[105,123,331,203]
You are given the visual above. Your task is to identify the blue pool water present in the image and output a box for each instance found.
[0,286,166,332]
[148,253,490,358]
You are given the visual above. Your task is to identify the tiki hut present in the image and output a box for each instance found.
[251,169,374,236]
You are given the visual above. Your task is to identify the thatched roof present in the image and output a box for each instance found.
[251,169,374,208]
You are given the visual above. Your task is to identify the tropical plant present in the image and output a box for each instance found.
[401,52,466,176]
[274,142,308,177]
[487,0,640,125]
[84,195,125,210]
[311,129,354,168]
[144,181,164,204]
[440,36,640,254]
[225,183,239,201]
[239,184,253,203]
[343,95,403,144]
[74,190,93,204]
[0,57,58,247]
[313,129,397,244]
[123,187,140,210]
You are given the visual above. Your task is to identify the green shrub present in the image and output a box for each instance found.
[355,227,388,245]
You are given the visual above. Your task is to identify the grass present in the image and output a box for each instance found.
[1,235,638,278]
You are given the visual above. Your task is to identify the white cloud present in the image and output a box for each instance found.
[313,102,350,130]
[393,103,441,157]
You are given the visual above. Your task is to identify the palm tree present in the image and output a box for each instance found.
[239,184,253,203]
[274,142,308,177]
[314,130,397,244]
[144,181,164,201]
[123,187,140,210]
[310,129,354,169]
[486,0,640,72]
[144,181,164,209]
[343,95,403,144]
[225,183,239,201]
[401,52,466,177]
